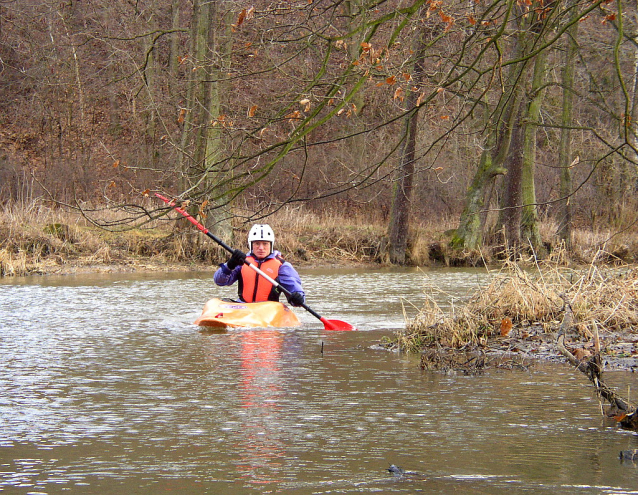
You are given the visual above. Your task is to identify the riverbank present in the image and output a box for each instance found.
[0,201,388,277]
[2,200,638,278]
[380,260,638,378]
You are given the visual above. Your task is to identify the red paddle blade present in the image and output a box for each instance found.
[321,317,356,331]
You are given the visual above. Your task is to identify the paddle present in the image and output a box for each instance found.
[155,193,356,331]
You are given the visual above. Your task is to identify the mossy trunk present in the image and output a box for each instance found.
[557,7,579,250]
[177,0,232,241]
[520,47,547,256]
[452,135,506,251]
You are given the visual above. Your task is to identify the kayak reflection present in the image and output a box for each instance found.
[235,330,288,485]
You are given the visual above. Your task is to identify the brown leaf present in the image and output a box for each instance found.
[572,348,591,360]
[602,14,616,24]
[113,160,120,168]
[247,105,257,117]
[235,9,246,28]
[500,317,512,337]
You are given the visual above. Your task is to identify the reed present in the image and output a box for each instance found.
[399,259,638,354]
[2,199,638,276]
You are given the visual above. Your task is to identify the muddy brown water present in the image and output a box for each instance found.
[1,267,638,494]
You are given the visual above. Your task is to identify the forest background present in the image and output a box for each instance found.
[2,0,638,275]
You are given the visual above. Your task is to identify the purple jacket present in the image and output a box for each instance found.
[214,250,305,304]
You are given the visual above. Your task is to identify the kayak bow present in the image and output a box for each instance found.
[195,298,301,329]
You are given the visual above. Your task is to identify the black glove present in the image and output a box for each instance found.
[288,291,304,307]
[225,249,246,270]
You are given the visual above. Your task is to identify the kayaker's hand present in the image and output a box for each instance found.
[288,291,304,307]
[226,249,246,270]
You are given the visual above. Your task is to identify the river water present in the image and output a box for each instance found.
[1,267,638,494]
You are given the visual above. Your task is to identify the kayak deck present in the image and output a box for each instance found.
[194,298,301,329]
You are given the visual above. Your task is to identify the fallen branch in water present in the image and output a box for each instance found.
[556,294,638,429]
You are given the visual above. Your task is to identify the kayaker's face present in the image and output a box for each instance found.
[251,240,271,259]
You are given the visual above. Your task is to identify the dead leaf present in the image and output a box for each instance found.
[247,105,257,117]
[232,9,247,31]
[572,348,591,360]
[500,317,512,337]
[285,110,301,121]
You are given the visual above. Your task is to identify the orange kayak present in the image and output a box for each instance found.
[194,298,301,329]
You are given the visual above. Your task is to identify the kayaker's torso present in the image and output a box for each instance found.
[213,249,304,303]
[239,254,283,302]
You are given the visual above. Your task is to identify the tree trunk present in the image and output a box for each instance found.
[344,0,368,173]
[453,3,524,251]
[177,0,233,240]
[453,70,524,251]
[500,99,525,256]
[556,6,578,250]
[387,16,428,265]
[520,47,547,255]
[453,131,506,251]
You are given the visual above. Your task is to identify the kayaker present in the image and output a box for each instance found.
[213,224,306,306]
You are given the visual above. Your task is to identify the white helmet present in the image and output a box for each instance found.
[248,224,275,251]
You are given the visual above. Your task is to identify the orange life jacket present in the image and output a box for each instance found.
[239,255,283,302]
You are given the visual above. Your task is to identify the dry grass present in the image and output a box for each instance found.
[2,199,638,277]
[0,200,180,275]
[397,259,638,353]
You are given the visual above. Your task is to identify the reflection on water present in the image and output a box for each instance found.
[236,330,286,485]
[1,268,638,494]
